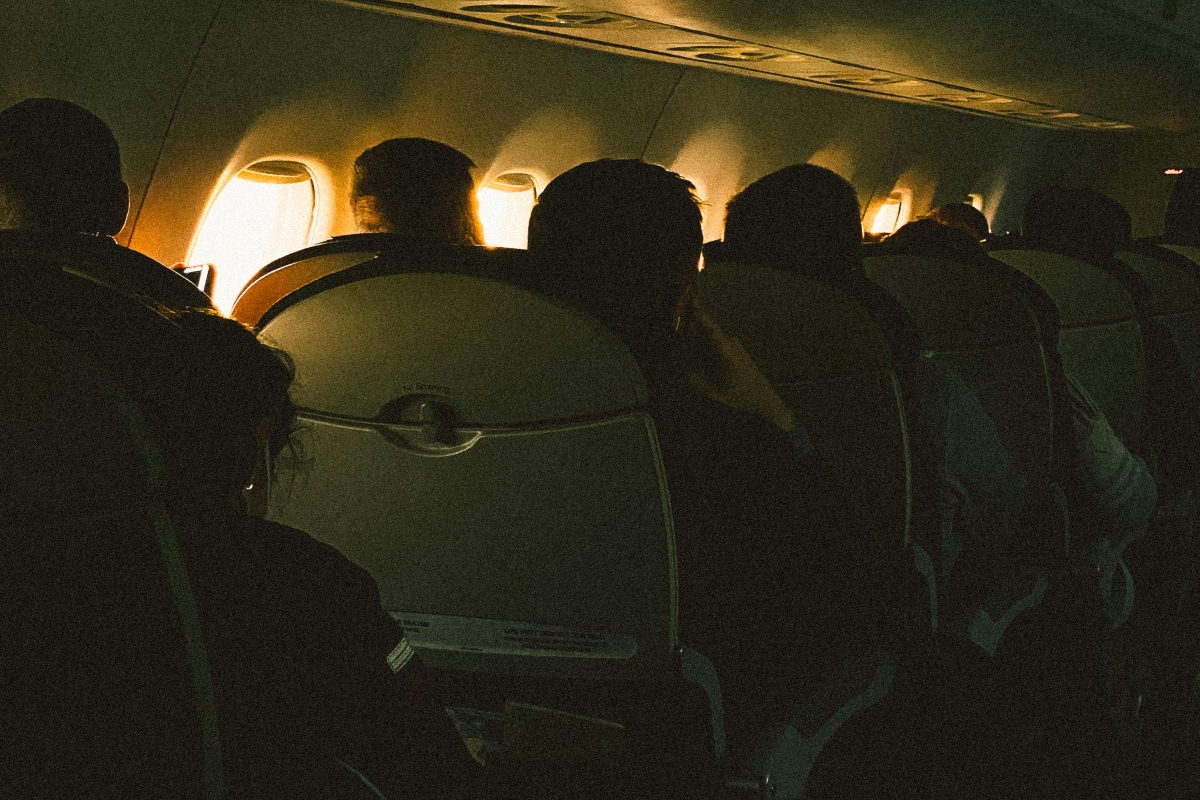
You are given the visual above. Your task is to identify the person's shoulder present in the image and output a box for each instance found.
[238,516,378,595]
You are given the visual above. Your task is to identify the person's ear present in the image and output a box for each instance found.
[99,180,129,236]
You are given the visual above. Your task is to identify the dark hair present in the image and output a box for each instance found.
[1021,186,1132,258]
[1165,169,1200,245]
[0,98,124,233]
[722,163,863,275]
[924,203,989,240]
[351,138,482,245]
[140,310,298,497]
[526,159,703,351]
[879,218,987,264]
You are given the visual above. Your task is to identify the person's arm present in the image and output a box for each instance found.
[1065,374,1157,550]
[679,301,796,432]
[295,537,483,799]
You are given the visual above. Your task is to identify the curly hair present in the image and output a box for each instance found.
[351,137,482,245]
[138,310,299,497]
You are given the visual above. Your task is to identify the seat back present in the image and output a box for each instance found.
[1,312,219,799]
[260,270,677,682]
[864,254,1054,501]
[0,229,212,312]
[1117,249,1200,395]
[990,249,1147,454]
[232,234,529,327]
[696,260,911,552]
[1161,243,1200,270]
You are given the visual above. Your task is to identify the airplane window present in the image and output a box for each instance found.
[477,172,537,249]
[868,189,911,235]
[187,160,316,315]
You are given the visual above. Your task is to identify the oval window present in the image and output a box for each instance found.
[868,189,912,236]
[188,160,316,315]
[476,172,537,249]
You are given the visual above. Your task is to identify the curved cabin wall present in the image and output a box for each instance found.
[130,0,686,264]
[641,68,1053,241]
[3,0,1152,261]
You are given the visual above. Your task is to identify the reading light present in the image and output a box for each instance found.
[1166,168,1185,175]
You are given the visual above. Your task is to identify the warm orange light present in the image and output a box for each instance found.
[1166,168,1185,175]
[869,190,910,235]
[477,173,537,248]
[188,162,315,315]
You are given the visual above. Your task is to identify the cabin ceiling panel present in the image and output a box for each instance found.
[131,0,682,264]
[0,0,224,245]
[642,68,1057,239]
[334,0,1200,133]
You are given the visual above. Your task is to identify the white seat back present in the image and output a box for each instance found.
[260,272,677,680]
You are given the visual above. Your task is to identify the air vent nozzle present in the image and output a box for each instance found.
[504,11,632,27]
[461,3,558,11]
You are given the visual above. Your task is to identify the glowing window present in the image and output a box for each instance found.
[188,161,316,315]
[868,190,912,235]
[967,193,984,211]
[477,173,537,248]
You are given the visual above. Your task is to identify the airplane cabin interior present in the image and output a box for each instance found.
[5,0,1200,797]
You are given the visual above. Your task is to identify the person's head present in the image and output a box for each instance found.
[0,98,129,236]
[722,163,863,275]
[351,137,483,245]
[1165,168,1200,245]
[139,310,298,503]
[880,218,986,264]
[527,158,703,351]
[1021,186,1132,258]
[924,203,989,240]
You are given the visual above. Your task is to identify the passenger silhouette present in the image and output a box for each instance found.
[723,164,1026,569]
[719,163,923,356]
[0,97,127,236]
[351,137,484,245]
[886,198,1155,608]
[526,158,871,750]
[722,163,1141,794]
[1164,168,1200,246]
[1018,188,1172,514]
[721,163,863,276]
[131,310,481,799]
[0,97,210,309]
[923,202,990,241]
[1021,185,1133,260]
[878,217,989,264]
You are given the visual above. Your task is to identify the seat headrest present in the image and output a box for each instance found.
[233,235,532,327]
[697,260,893,378]
[863,254,1041,349]
[1117,249,1200,316]
[260,272,647,424]
[0,229,211,312]
[989,249,1136,326]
